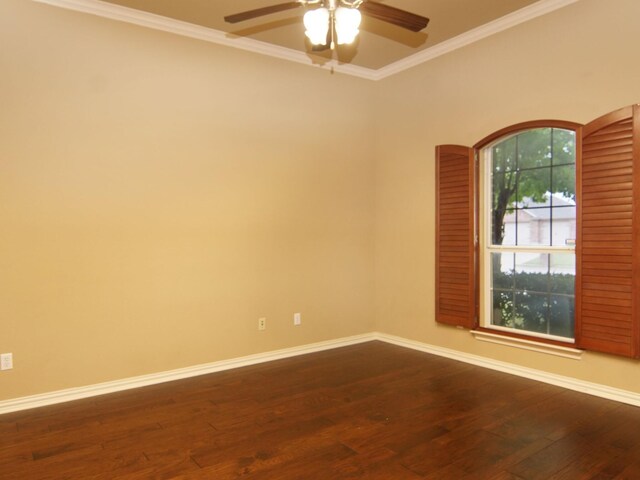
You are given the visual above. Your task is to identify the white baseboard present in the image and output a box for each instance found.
[373,332,640,408]
[0,333,375,415]
[2,331,639,414]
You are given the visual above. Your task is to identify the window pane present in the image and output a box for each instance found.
[515,291,549,334]
[491,172,517,210]
[492,172,518,212]
[549,254,575,294]
[517,167,551,207]
[498,208,517,246]
[492,290,514,328]
[491,252,514,290]
[491,138,516,247]
[517,128,552,170]
[492,136,516,174]
[491,252,514,329]
[551,164,576,199]
[491,171,517,247]
[549,295,574,338]
[517,208,551,246]
[516,168,551,246]
[552,129,576,166]
[515,253,549,292]
[551,206,576,247]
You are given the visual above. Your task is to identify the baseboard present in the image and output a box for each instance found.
[3,331,639,414]
[0,333,376,415]
[373,332,640,408]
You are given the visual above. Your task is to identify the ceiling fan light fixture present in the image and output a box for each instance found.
[334,7,361,45]
[303,8,330,45]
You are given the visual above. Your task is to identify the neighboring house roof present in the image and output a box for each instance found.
[504,194,575,222]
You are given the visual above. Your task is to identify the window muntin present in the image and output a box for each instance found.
[484,128,576,341]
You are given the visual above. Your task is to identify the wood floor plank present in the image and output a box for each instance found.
[1,341,639,479]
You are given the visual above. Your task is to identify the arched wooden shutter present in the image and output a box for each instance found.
[435,145,477,328]
[576,105,640,358]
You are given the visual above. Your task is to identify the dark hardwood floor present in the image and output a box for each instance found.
[1,341,640,479]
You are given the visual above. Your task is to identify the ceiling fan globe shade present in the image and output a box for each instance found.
[335,7,361,45]
[303,8,330,45]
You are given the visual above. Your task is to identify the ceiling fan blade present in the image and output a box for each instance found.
[360,1,429,32]
[224,2,301,24]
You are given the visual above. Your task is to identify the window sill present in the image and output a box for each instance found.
[471,330,583,360]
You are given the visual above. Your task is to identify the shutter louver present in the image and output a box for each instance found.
[436,145,477,328]
[577,105,640,358]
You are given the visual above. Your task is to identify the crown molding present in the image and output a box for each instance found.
[34,0,579,81]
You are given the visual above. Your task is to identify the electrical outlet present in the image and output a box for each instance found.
[258,317,266,331]
[294,313,301,326]
[1,353,13,371]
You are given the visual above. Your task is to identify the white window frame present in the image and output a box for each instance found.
[480,130,576,344]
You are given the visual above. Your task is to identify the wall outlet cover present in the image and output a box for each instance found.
[0,353,13,371]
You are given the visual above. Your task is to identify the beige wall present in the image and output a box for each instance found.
[0,0,376,400]
[374,0,640,393]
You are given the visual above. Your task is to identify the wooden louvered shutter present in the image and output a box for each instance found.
[576,105,640,358]
[435,145,477,328]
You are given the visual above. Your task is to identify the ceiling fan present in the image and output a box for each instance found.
[224,0,429,50]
